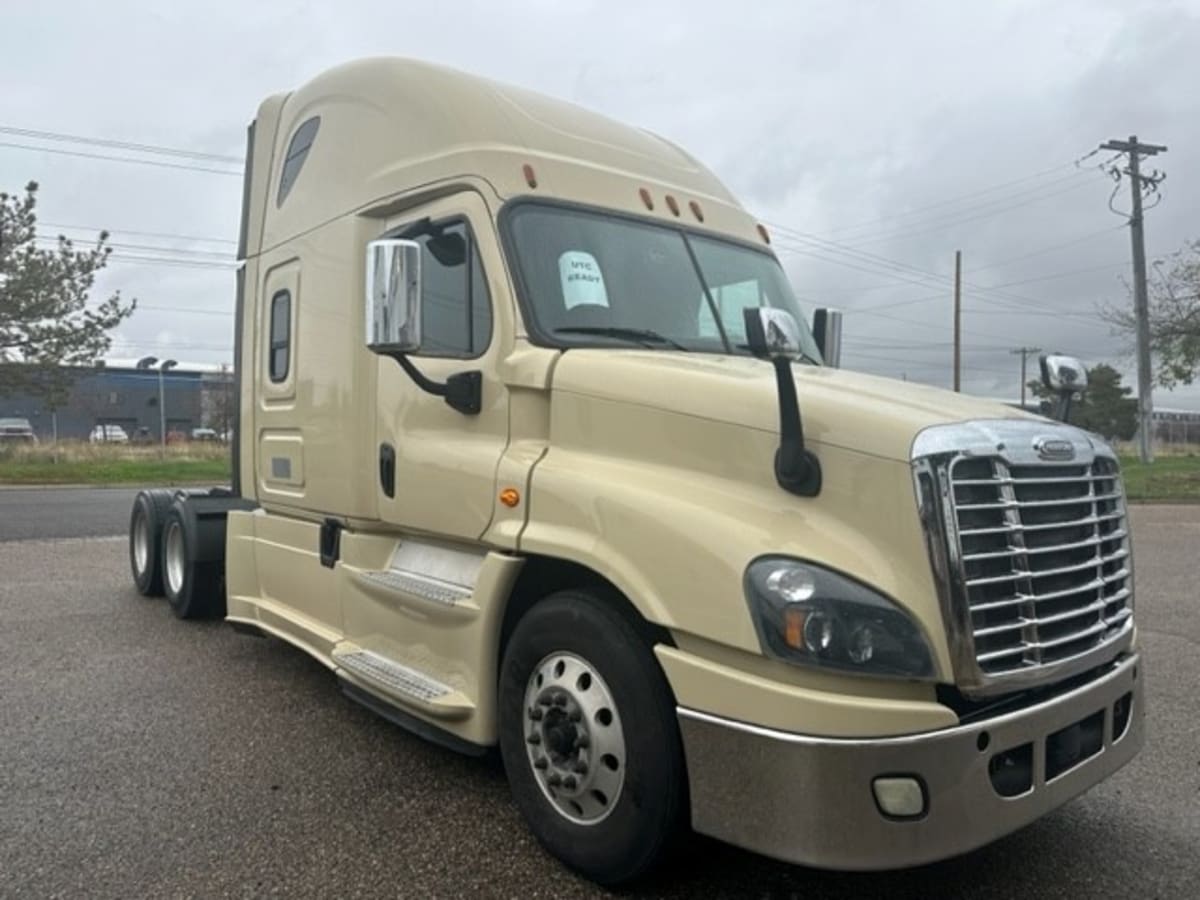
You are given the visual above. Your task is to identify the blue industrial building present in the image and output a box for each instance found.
[0,360,232,442]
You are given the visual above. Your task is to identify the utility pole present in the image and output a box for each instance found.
[953,250,962,392]
[1011,346,1042,409]
[1100,135,1167,463]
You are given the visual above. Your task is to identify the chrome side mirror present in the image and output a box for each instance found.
[1040,354,1089,394]
[365,239,422,353]
[1040,353,1088,423]
[744,307,803,360]
[811,308,842,368]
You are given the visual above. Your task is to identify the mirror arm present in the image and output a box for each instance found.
[385,352,482,416]
[1055,392,1073,423]
[771,357,822,497]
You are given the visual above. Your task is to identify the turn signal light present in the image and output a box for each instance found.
[500,487,521,508]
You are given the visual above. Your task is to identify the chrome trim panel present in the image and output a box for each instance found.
[679,654,1143,870]
[912,420,1134,697]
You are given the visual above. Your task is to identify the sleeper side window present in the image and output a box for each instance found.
[413,221,493,358]
[269,290,291,382]
[276,116,320,207]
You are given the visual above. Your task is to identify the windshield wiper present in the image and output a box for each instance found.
[552,326,689,352]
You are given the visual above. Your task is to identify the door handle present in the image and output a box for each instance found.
[379,443,396,498]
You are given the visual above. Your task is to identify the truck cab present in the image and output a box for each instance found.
[127,58,1142,885]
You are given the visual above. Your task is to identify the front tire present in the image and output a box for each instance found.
[498,588,686,885]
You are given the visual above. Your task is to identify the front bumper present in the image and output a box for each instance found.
[678,652,1143,870]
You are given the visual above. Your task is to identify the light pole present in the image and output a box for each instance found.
[158,359,177,455]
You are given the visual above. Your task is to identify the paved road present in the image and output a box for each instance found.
[0,487,137,542]
[0,501,1196,897]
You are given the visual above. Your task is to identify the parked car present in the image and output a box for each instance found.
[131,426,155,445]
[89,424,129,444]
[0,417,38,444]
[190,427,219,442]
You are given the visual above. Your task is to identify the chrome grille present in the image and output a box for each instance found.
[948,454,1132,676]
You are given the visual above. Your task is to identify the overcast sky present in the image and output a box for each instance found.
[4,0,1199,408]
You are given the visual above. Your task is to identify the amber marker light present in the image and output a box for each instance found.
[689,200,704,222]
[523,164,538,188]
[665,194,680,216]
[639,188,654,210]
[500,488,521,508]
[783,606,806,650]
[757,223,771,244]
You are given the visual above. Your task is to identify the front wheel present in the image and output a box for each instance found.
[498,589,686,885]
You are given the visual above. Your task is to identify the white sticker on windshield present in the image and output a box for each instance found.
[559,251,609,309]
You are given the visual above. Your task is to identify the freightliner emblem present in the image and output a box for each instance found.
[1033,436,1076,461]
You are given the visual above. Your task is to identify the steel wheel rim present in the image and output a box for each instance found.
[133,512,149,575]
[522,652,626,826]
[164,520,185,596]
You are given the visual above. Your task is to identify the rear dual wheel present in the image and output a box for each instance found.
[129,489,174,596]
[160,501,224,619]
[498,589,687,885]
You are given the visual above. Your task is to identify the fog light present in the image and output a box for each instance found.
[872,776,926,818]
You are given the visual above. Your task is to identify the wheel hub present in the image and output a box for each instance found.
[133,512,149,575]
[523,652,626,825]
[164,520,185,596]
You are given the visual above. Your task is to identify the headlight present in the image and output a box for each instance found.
[744,556,935,679]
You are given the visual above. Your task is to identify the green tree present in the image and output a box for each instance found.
[1103,240,1200,388]
[1027,362,1137,440]
[0,181,135,404]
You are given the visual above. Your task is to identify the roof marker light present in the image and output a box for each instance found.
[757,223,771,244]
[639,188,654,210]
[523,164,538,189]
[665,195,680,217]
[689,200,704,222]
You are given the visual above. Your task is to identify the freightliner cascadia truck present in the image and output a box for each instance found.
[127,58,1143,885]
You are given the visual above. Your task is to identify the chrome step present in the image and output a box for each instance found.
[358,569,471,606]
[334,648,451,702]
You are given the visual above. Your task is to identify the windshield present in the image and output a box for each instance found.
[505,204,822,361]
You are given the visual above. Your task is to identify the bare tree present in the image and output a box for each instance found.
[0,181,136,402]
[1103,240,1200,388]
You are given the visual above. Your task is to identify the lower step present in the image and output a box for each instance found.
[332,646,473,720]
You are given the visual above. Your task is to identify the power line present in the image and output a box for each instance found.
[843,174,1107,247]
[817,161,1078,237]
[0,124,242,163]
[0,141,242,176]
[968,225,1124,272]
[36,233,234,259]
[41,221,236,245]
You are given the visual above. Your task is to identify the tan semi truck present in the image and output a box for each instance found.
[127,58,1143,884]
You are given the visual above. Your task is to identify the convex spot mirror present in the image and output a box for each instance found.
[745,307,804,360]
[1040,353,1089,395]
[365,238,422,354]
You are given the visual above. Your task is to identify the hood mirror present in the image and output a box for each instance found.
[811,308,842,368]
[744,308,821,498]
[1039,353,1089,423]
[745,307,804,359]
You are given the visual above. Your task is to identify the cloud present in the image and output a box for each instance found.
[2,0,1197,407]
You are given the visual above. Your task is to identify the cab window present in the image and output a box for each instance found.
[413,222,492,358]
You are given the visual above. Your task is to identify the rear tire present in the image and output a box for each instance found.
[161,500,224,619]
[129,489,174,596]
[498,588,686,885]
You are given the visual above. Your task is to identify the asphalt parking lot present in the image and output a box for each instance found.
[1,490,1197,898]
